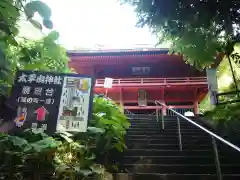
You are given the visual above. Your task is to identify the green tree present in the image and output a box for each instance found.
[0,1,70,96]
[1,31,71,96]
[120,0,240,69]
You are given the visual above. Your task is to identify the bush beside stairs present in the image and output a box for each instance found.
[115,115,240,180]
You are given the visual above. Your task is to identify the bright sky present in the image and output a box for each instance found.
[39,0,161,49]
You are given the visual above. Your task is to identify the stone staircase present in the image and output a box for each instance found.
[118,115,240,180]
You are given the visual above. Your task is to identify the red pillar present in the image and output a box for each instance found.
[162,101,167,116]
[194,101,199,115]
[119,88,124,113]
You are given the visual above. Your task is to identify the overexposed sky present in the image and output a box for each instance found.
[41,0,160,49]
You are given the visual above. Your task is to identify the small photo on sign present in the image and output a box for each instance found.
[57,76,92,132]
[77,79,89,92]
[65,77,89,93]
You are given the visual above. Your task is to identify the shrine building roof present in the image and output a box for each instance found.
[67,48,170,57]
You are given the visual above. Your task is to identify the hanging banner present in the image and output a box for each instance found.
[206,68,218,105]
[7,70,94,135]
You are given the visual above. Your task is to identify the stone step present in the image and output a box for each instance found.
[126,138,211,144]
[130,124,203,129]
[129,119,179,123]
[124,149,239,157]
[115,173,240,180]
[126,143,211,150]
[129,121,161,124]
[129,117,193,121]
[123,155,240,165]
[130,123,197,128]
[124,149,213,156]
[122,164,240,174]
[127,116,177,119]
[127,130,208,135]
[129,120,178,123]
[126,140,237,154]
[123,116,240,178]
[128,117,190,121]
[129,126,196,131]
[126,134,210,140]
[126,132,210,139]
[128,129,203,134]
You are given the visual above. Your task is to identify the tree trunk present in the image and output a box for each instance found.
[225,8,239,98]
[228,55,239,97]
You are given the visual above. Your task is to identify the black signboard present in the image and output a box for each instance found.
[7,70,94,135]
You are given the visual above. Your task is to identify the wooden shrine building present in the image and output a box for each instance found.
[67,48,209,115]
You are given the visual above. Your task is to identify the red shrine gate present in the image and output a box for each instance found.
[68,49,209,115]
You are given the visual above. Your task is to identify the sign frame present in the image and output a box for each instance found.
[56,73,95,133]
[7,70,95,135]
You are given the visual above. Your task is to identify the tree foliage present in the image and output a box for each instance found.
[0,0,70,96]
[0,1,130,179]
[91,95,130,153]
[120,0,240,69]
[0,31,71,96]
[0,96,129,179]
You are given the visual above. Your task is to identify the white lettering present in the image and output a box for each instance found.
[54,76,62,85]
[45,75,54,84]
[36,75,46,84]
[22,86,31,95]
[26,97,33,104]
[45,88,54,96]
[34,87,43,96]
[18,73,28,83]
[31,123,38,130]
[20,97,27,103]
[33,98,39,103]
[28,74,37,83]
[45,98,52,104]
[41,124,47,131]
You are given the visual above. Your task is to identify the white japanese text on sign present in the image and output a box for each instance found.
[18,73,62,85]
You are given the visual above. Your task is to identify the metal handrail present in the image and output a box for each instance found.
[150,111,156,115]
[124,109,135,115]
[155,100,240,180]
[155,100,240,152]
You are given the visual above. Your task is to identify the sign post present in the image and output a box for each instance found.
[7,70,94,135]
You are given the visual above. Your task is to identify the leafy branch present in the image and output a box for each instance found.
[0,0,70,96]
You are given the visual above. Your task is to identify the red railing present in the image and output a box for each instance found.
[95,77,208,87]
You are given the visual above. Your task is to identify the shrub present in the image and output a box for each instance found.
[0,96,130,179]
[204,102,240,144]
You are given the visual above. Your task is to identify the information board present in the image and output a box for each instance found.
[7,70,94,134]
